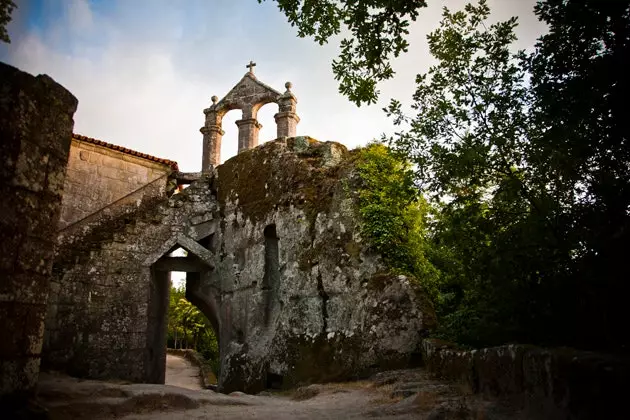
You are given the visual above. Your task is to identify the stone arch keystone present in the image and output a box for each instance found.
[143,233,215,269]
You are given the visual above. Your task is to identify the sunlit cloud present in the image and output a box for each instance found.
[0,0,546,171]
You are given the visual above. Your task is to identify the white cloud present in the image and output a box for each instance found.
[66,0,93,31]
[2,0,546,171]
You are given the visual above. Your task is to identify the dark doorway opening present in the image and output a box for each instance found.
[263,224,280,291]
[146,246,220,387]
[266,372,284,389]
[262,224,280,325]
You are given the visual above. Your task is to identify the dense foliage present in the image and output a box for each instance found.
[354,143,439,299]
[383,0,630,351]
[259,0,427,106]
[291,0,630,352]
[0,0,16,43]
[168,285,219,370]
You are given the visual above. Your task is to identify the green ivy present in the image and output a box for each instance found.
[355,143,439,299]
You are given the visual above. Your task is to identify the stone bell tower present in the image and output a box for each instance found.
[200,62,300,172]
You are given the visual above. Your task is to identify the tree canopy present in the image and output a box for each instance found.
[168,285,219,371]
[0,0,16,43]
[382,0,629,350]
[258,0,427,106]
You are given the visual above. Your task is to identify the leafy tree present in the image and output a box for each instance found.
[167,285,219,358]
[525,0,630,350]
[384,0,630,351]
[0,0,16,43]
[175,298,207,349]
[355,143,439,297]
[384,0,545,346]
[167,285,186,349]
[268,0,630,351]
[258,0,427,106]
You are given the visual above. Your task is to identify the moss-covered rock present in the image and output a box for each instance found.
[214,137,436,392]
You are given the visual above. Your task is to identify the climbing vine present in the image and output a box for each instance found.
[355,143,439,298]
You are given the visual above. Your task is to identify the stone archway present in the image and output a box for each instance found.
[200,63,300,172]
[143,235,219,384]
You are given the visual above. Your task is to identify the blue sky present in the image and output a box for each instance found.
[1,0,546,172]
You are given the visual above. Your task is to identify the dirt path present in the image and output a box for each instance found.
[164,354,202,391]
[37,369,530,420]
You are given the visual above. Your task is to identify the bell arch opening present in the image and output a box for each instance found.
[200,66,299,171]
[220,109,242,164]
[256,102,279,145]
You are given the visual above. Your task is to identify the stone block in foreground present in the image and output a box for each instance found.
[0,61,77,399]
[421,338,630,419]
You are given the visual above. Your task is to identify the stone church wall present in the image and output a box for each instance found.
[44,176,215,382]
[45,136,436,393]
[58,136,174,228]
[0,62,77,399]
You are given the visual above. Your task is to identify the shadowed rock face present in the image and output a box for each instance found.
[46,136,436,393]
[0,62,77,400]
[420,338,630,420]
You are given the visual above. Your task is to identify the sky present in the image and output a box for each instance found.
[1,0,547,172]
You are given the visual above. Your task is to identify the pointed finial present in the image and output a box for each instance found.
[211,95,218,105]
[246,60,257,74]
[285,81,292,92]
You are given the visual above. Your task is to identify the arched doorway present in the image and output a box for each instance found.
[144,238,220,385]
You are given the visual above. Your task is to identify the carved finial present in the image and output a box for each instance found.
[285,81,292,92]
[211,95,218,105]
[246,60,257,74]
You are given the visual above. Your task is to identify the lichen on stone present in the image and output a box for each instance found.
[47,135,437,395]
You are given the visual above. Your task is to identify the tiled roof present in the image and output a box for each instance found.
[72,134,179,171]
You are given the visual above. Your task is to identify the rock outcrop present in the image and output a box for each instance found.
[214,137,436,392]
[45,136,436,392]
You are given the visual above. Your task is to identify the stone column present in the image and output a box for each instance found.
[236,118,262,153]
[201,100,224,172]
[275,82,300,138]
[0,63,77,404]
[201,124,224,171]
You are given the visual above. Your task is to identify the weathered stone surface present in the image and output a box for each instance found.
[212,137,436,392]
[420,339,477,393]
[201,69,300,170]
[37,368,530,420]
[0,61,77,400]
[421,338,630,419]
[45,172,221,383]
[58,137,174,228]
[46,137,436,394]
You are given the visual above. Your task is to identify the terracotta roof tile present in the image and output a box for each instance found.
[72,134,179,171]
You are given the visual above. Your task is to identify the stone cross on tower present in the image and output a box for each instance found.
[200,64,300,172]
